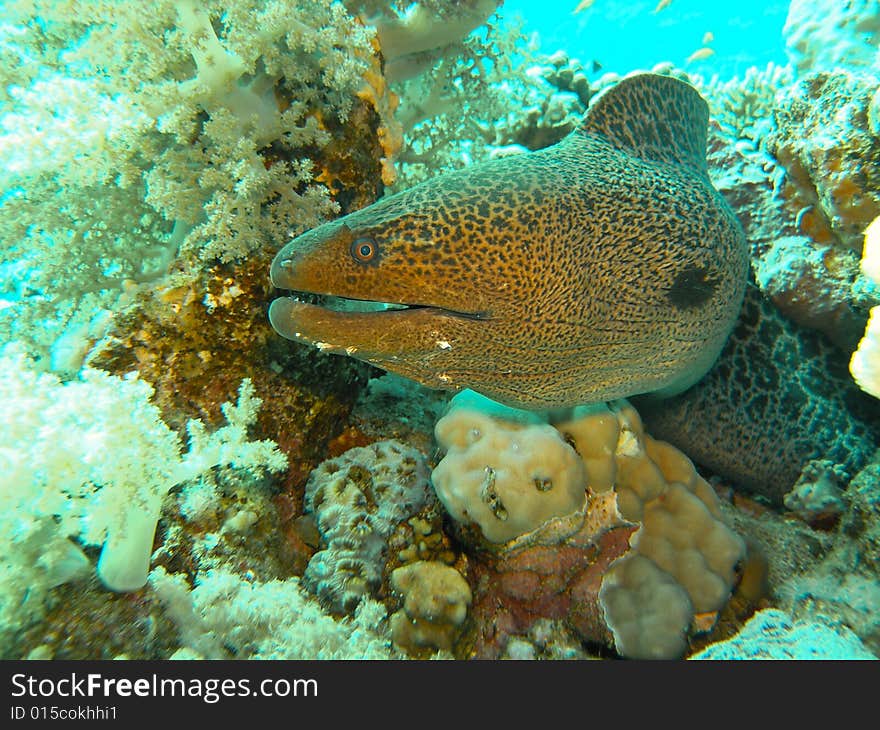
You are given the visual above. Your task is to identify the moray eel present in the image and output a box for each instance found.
[637,284,880,504]
[269,73,747,410]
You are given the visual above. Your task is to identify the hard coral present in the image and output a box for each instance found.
[701,66,874,351]
[303,440,434,613]
[485,51,592,152]
[433,394,746,659]
[389,560,472,656]
[432,409,587,542]
[765,71,880,254]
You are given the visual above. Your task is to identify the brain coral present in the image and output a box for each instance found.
[303,440,434,613]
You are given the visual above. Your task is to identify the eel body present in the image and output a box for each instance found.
[637,284,880,503]
[269,74,748,410]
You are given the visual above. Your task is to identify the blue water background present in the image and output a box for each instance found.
[500,0,790,78]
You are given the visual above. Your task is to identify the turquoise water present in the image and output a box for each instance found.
[503,0,789,77]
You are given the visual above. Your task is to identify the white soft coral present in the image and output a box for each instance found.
[0,346,286,651]
[850,217,880,399]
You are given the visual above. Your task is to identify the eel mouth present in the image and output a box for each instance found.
[268,290,489,354]
[270,290,488,319]
[274,291,412,314]
[268,250,488,353]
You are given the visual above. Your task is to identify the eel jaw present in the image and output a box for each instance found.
[268,244,491,385]
[268,295,490,394]
[269,297,486,356]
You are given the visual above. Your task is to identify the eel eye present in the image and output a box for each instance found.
[350,237,378,264]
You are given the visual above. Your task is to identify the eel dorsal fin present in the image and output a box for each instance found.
[577,73,709,177]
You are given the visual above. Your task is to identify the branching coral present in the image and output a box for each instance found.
[697,62,793,142]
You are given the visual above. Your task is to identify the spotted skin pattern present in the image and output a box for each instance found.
[269,74,748,410]
[637,285,880,503]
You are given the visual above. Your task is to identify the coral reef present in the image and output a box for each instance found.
[90,253,372,488]
[433,394,747,659]
[0,2,414,662]
[783,0,880,74]
[765,71,880,254]
[782,460,847,528]
[699,67,878,352]
[2,0,878,666]
[303,440,434,613]
[713,446,880,658]
[699,62,792,142]
[691,608,876,660]
[348,373,450,455]
[482,51,593,152]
